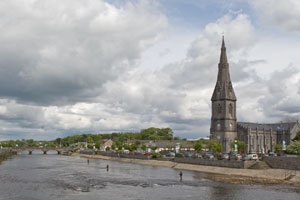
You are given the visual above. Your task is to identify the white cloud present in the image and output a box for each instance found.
[0,1,299,141]
[0,0,167,105]
[250,0,300,31]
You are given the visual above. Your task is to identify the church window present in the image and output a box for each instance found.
[229,123,232,128]
[217,123,221,130]
[218,104,222,113]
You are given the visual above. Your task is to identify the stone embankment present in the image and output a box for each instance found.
[73,153,300,186]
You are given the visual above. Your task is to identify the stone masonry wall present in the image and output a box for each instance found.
[98,152,150,160]
[174,158,256,169]
[264,157,300,170]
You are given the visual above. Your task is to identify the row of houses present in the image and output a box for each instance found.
[72,139,200,153]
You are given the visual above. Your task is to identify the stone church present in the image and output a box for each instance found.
[210,37,300,154]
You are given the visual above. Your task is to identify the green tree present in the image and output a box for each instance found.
[293,131,300,141]
[194,141,203,152]
[231,138,245,153]
[151,146,157,152]
[286,141,300,155]
[111,144,116,150]
[208,140,222,153]
[141,144,146,151]
[275,144,281,152]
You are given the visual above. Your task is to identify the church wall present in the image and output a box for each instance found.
[237,124,280,154]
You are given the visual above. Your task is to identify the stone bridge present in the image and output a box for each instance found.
[16,147,77,155]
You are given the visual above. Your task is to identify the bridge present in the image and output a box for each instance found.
[14,147,78,155]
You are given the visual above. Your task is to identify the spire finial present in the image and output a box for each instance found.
[222,35,225,49]
[219,36,227,64]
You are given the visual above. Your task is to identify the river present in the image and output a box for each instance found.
[0,151,300,200]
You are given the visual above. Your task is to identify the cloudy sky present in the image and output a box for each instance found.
[0,0,300,140]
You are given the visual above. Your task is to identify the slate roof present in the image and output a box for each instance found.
[237,122,298,131]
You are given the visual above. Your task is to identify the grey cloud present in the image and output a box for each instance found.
[0,0,167,106]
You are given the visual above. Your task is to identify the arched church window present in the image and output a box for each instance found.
[229,104,233,115]
[218,104,222,113]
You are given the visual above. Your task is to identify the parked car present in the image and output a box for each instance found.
[184,152,193,158]
[166,152,175,157]
[245,154,258,160]
[230,154,242,160]
[222,153,229,160]
[204,153,214,159]
[268,152,277,157]
[193,153,202,158]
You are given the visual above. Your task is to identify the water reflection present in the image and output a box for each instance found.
[0,154,299,200]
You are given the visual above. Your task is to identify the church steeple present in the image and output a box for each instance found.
[210,36,237,153]
[211,36,236,101]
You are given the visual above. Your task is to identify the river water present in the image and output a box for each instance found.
[0,151,300,200]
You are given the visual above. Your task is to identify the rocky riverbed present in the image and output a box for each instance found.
[74,153,300,186]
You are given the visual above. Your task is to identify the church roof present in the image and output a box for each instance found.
[211,37,236,101]
[237,122,298,131]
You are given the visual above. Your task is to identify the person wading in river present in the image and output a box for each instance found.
[179,171,183,181]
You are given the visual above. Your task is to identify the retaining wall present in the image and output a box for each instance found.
[174,158,256,169]
[264,156,300,170]
[98,152,151,160]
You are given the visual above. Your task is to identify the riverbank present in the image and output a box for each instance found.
[0,150,17,164]
[72,153,300,186]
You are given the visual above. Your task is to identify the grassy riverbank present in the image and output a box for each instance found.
[72,153,300,186]
[0,150,17,164]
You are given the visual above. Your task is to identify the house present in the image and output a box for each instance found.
[100,139,113,151]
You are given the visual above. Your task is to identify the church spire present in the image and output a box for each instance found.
[220,36,227,64]
[210,37,237,153]
[211,36,236,101]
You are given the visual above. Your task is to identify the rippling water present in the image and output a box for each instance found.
[0,151,300,200]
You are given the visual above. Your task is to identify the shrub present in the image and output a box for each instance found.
[175,153,183,158]
[152,152,162,159]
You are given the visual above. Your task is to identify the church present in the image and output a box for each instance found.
[210,37,300,154]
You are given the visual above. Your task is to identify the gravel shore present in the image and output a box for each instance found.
[73,153,300,185]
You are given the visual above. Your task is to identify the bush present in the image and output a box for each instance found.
[95,150,100,155]
[175,153,183,158]
[152,152,162,159]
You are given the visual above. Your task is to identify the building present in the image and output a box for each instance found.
[210,37,300,153]
[210,37,237,153]
[237,122,300,154]
[100,139,113,151]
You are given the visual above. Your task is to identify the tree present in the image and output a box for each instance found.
[293,131,300,141]
[111,144,116,150]
[141,144,146,151]
[151,146,157,152]
[275,144,281,152]
[286,141,300,155]
[208,140,222,153]
[231,138,245,153]
[95,142,100,149]
[194,141,203,152]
